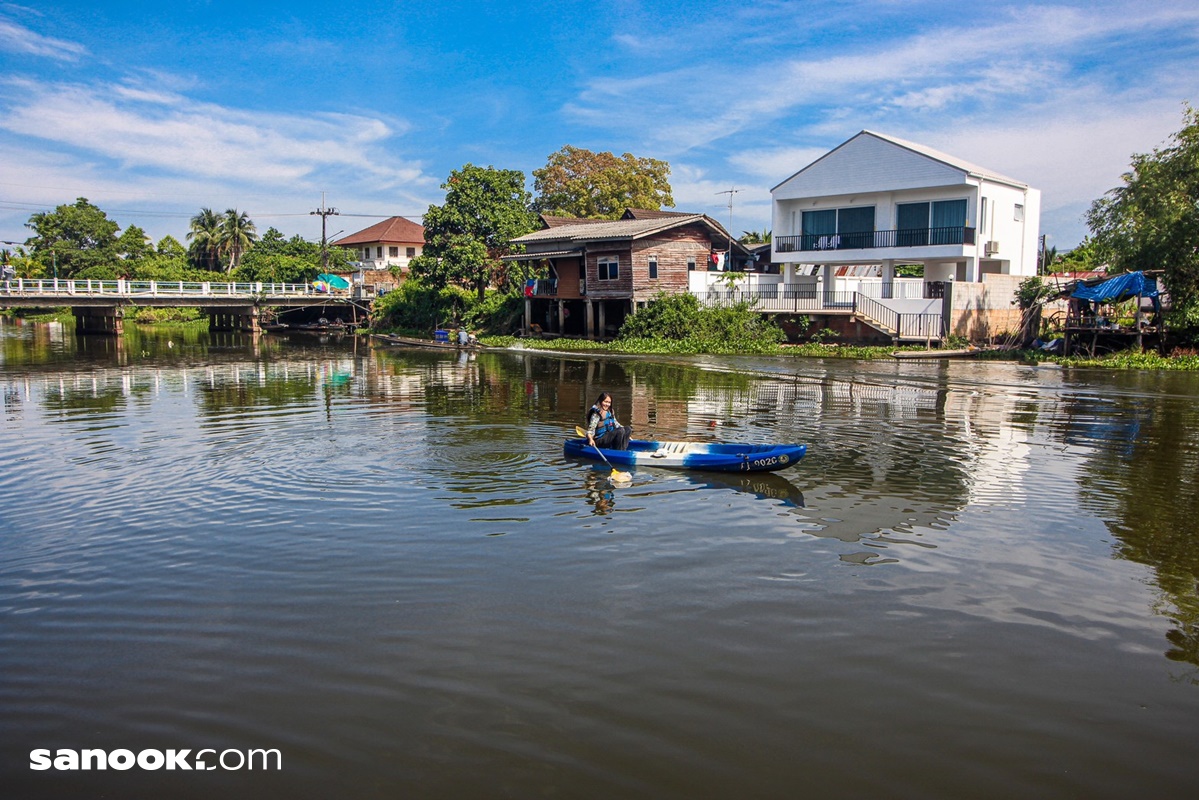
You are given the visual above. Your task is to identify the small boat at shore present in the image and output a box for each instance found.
[890,348,981,359]
[371,333,484,350]
[564,437,806,473]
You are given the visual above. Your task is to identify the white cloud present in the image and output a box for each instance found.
[0,16,87,61]
[0,76,442,243]
[0,78,427,186]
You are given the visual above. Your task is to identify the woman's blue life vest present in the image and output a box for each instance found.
[588,405,618,439]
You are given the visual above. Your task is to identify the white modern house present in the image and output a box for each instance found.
[771,130,1041,294]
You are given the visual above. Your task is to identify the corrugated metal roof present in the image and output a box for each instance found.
[500,249,584,261]
[513,215,706,243]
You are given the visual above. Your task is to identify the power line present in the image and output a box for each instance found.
[0,198,417,221]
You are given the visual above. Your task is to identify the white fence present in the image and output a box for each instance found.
[1,279,324,299]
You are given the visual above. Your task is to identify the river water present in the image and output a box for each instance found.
[3,320,1199,799]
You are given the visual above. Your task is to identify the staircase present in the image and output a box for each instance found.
[854,294,944,344]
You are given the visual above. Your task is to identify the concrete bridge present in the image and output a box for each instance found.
[0,278,368,334]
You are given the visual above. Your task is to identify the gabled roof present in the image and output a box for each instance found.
[621,208,692,220]
[539,214,610,228]
[512,211,748,254]
[332,216,425,247]
[771,130,1029,192]
[864,131,1027,186]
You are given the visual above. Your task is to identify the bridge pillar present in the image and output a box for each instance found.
[207,306,260,333]
[73,306,124,335]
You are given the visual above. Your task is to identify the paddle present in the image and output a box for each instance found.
[574,425,632,482]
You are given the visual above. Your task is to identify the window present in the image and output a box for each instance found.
[362,248,370,260]
[406,247,416,258]
[980,197,988,235]
[802,206,875,248]
[648,255,658,279]
[389,246,399,257]
[687,256,696,271]
[376,246,383,258]
[597,256,619,281]
[897,199,968,245]
[1014,204,1024,222]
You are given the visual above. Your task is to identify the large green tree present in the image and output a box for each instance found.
[1087,104,1199,322]
[532,145,674,219]
[24,197,120,277]
[236,226,353,283]
[410,163,536,300]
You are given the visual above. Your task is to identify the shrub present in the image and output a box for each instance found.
[465,291,524,334]
[372,278,475,332]
[617,292,784,353]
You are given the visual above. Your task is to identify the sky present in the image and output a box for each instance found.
[1,0,1196,252]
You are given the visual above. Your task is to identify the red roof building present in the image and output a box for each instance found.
[332,216,425,276]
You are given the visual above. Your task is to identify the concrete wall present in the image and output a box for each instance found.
[946,274,1024,342]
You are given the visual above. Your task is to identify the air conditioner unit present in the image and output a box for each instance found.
[984,241,1000,256]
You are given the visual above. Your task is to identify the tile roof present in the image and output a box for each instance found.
[332,216,425,247]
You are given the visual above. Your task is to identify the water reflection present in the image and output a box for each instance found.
[4,325,1199,677]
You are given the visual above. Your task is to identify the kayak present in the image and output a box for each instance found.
[564,437,806,473]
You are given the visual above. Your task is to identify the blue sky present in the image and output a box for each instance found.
[1,0,1196,251]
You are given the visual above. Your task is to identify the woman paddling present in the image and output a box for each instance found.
[585,392,631,451]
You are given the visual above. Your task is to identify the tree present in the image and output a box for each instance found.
[187,208,223,271]
[532,145,673,219]
[218,209,257,273]
[1087,104,1199,322]
[24,198,121,278]
[156,235,187,259]
[739,229,771,244]
[410,163,536,301]
[117,225,153,262]
[1054,236,1104,273]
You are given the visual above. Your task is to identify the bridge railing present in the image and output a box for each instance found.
[1,279,333,298]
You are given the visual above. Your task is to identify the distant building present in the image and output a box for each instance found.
[333,216,425,276]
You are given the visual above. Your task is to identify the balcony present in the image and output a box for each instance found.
[776,226,976,253]
[532,278,558,296]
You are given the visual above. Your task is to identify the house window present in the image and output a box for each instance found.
[362,248,370,260]
[1014,204,1024,222]
[376,246,383,258]
[406,247,416,258]
[648,255,658,279]
[802,206,874,248]
[389,246,399,257]
[687,256,696,271]
[598,256,619,281]
[897,199,968,245]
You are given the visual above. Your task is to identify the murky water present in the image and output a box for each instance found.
[3,320,1199,798]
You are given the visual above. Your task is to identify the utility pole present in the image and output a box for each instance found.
[310,193,340,272]
[716,187,741,271]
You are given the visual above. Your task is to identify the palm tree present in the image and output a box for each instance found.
[218,209,258,274]
[740,228,772,245]
[187,208,223,271]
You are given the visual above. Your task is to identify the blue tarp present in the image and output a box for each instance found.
[1071,271,1158,302]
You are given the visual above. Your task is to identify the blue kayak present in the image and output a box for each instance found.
[564,437,806,473]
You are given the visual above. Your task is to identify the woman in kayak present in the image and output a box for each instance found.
[586,392,631,450]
